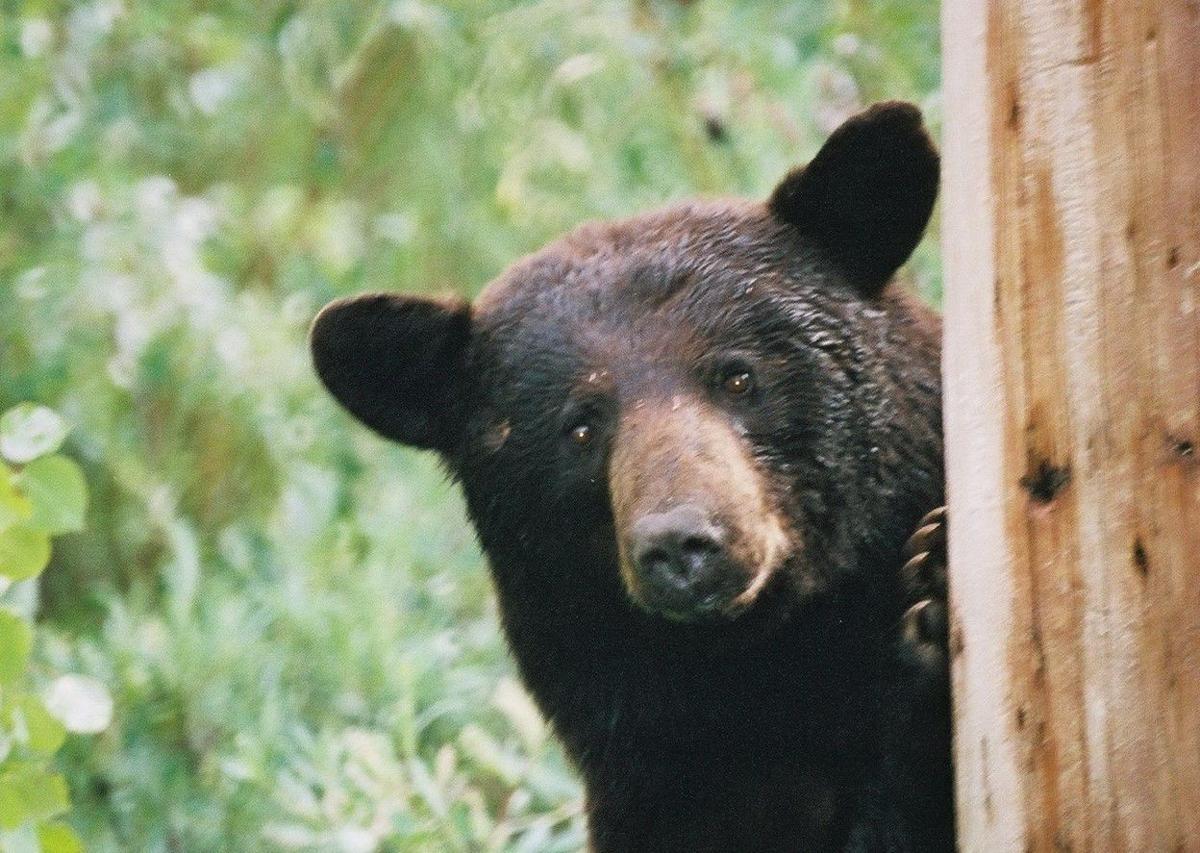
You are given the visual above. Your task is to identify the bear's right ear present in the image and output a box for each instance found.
[768,101,939,296]
[310,293,472,452]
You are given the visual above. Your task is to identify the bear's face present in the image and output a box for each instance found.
[312,102,939,626]
[460,203,818,622]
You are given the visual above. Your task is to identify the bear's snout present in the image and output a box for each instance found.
[610,395,792,621]
[628,505,741,619]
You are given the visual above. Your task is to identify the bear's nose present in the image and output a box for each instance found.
[630,506,732,614]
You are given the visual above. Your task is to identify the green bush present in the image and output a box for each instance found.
[0,2,939,850]
[0,403,100,853]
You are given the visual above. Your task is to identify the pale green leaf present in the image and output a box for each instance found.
[9,695,66,755]
[37,821,84,853]
[0,611,32,686]
[0,406,67,465]
[492,677,546,753]
[14,455,88,535]
[0,466,32,531]
[0,823,38,853]
[0,526,51,581]
[0,764,69,830]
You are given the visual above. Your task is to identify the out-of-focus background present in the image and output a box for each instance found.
[0,2,939,850]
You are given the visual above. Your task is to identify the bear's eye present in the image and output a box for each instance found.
[723,371,754,395]
[710,355,759,400]
[561,396,609,452]
[569,423,594,447]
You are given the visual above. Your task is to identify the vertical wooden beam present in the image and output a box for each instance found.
[941,0,1200,849]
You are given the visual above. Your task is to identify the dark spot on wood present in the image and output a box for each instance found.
[1133,538,1149,577]
[1165,434,1198,470]
[1021,460,1071,503]
[1016,705,1026,729]
[1008,97,1021,130]
[1030,623,1047,685]
[1168,246,1180,269]
[1125,219,1138,240]
[951,625,965,658]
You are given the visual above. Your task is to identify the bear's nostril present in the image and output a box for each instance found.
[630,507,727,595]
[638,545,683,580]
[681,535,720,557]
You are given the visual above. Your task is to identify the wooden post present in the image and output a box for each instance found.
[941,1,1200,849]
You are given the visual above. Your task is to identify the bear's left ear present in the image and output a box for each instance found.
[310,292,472,452]
[768,101,939,296]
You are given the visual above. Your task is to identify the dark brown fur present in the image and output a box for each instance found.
[311,102,952,851]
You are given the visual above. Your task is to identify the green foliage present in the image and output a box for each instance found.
[0,404,97,853]
[0,613,33,687]
[0,2,939,850]
[15,457,88,538]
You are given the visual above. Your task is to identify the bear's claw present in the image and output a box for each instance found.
[902,505,945,559]
[900,507,948,648]
[902,598,948,651]
[889,506,955,853]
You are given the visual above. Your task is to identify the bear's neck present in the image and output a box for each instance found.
[489,558,895,850]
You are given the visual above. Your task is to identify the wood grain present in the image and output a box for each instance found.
[941,0,1200,849]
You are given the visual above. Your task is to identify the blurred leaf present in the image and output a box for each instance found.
[0,526,51,582]
[0,406,67,465]
[459,724,522,786]
[13,455,88,535]
[8,695,67,755]
[0,823,38,853]
[0,763,69,830]
[37,821,84,853]
[0,611,33,686]
[0,466,33,531]
[493,677,546,754]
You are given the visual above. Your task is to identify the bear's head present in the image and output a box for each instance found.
[311,102,941,632]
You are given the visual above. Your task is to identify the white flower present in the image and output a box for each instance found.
[68,179,103,222]
[135,175,178,225]
[174,196,219,243]
[389,1,447,31]
[833,33,862,57]
[20,19,54,58]
[42,109,83,154]
[15,267,47,301]
[372,211,417,246]
[334,825,376,853]
[550,54,605,87]
[189,67,240,116]
[313,200,366,274]
[0,404,68,463]
[43,674,114,734]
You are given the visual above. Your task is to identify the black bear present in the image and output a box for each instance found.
[311,102,952,852]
